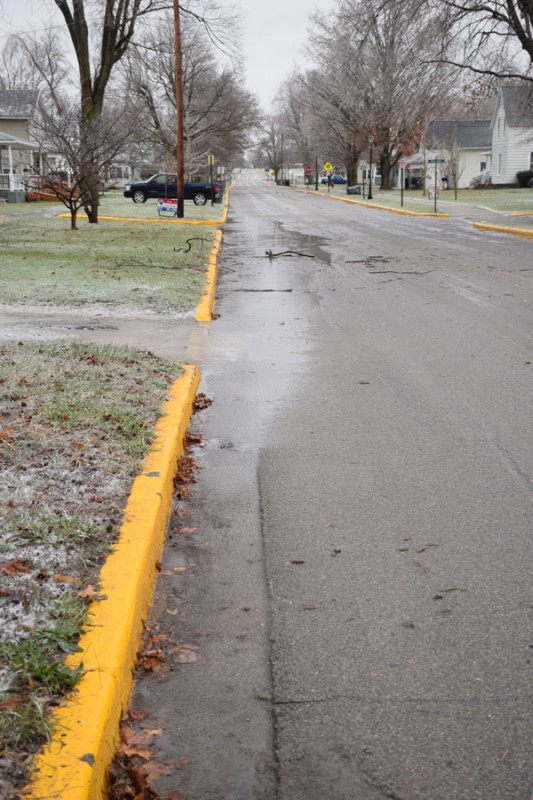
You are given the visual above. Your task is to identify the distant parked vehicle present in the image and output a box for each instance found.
[124,173,222,205]
[321,174,347,185]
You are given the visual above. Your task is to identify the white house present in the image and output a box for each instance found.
[0,89,44,200]
[491,84,533,185]
[424,119,492,189]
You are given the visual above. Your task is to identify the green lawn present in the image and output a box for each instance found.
[0,188,226,222]
[0,203,217,313]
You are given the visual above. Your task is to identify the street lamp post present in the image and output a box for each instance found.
[173,0,185,218]
[367,135,374,201]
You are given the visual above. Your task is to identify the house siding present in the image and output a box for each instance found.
[0,119,30,140]
[457,150,489,188]
[492,95,533,184]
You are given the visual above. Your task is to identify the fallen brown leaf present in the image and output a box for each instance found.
[1,559,31,575]
[78,585,103,600]
[53,574,82,584]
[0,695,23,710]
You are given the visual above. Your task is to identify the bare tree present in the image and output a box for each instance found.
[122,10,260,175]
[258,115,285,178]
[427,0,533,82]
[35,101,136,229]
[0,30,72,110]
[275,76,317,181]
[306,0,457,190]
[51,0,168,222]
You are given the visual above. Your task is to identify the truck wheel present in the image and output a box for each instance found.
[132,190,147,203]
[193,191,207,206]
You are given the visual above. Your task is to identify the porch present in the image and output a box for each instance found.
[0,131,40,201]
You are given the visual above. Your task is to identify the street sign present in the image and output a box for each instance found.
[304,165,313,175]
[324,162,333,171]
[428,158,446,164]
[208,154,215,166]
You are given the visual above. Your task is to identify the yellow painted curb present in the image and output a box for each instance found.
[474,221,533,238]
[23,365,202,800]
[329,194,449,217]
[295,188,449,217]
[57,213,225,226]
[196,228,223,321]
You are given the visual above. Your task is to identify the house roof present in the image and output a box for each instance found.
[499,84,533,126]
[0,129,40,148]
[0,89,40,120]
[425,120,455,149]
[426,119,491,150]
[452,120,492,149]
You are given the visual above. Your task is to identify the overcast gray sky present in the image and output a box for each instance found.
[0,0,335,109]
[238,0,335,107]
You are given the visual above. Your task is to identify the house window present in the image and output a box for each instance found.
[498,153,502,175]
[480,161,487,172]
[530,152,533,171]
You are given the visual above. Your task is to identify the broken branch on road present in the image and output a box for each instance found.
[264,249,316,260]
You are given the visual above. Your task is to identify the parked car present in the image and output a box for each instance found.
[321,174,347,185]
[123,173,222,205]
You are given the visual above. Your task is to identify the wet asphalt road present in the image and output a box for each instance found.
[131,171,532,800]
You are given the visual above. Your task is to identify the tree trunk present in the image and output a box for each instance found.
[380,151,392,190]
[345,141,360,187]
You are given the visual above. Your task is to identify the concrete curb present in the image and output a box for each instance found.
[474,221,533,238]
[196,228,223,321]
[23,365,202,800]
[294,188,449,217]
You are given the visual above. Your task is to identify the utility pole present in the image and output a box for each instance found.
[173,0,185,218]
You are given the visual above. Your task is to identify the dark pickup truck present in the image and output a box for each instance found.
[123,173,222,205]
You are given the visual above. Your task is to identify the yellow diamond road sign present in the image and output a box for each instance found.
[324,162,333,171]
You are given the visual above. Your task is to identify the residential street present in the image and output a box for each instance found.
[131,171,532,800]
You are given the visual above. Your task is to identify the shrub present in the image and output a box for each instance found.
[516,170,533,188]
[470,170,492,188]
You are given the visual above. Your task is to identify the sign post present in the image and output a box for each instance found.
[208,154,215,206]
[323,162,333,192]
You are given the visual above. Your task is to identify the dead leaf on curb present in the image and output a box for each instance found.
[194,393,213,411]
[160,566,188,576]
[78,585,104,600]
[127,709,149,722]
[171,644,199,664]
[178,527,197,535]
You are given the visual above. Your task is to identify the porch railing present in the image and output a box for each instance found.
[0,173,28,192]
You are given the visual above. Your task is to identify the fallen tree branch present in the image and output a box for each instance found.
[173,237,210,254]
[264,249,316,260]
